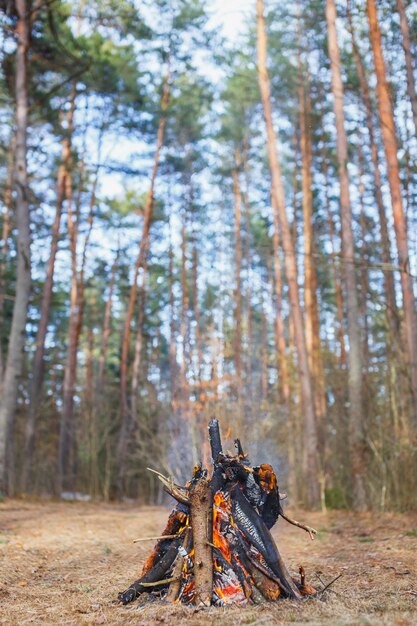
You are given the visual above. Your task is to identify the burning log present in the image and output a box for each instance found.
[118,419,318,606]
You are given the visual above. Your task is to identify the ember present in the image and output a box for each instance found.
[118,419,318,606]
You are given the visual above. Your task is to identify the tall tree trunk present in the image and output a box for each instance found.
[232,148,243,406]
[191,229,202,383]
[0,136,15,382]
[0,0,31,494]
[169,221,177,407]
[298,53,327,447]
[97,249,119,390]
[116,69,170,490]
[257,0,320,507]
[367,0,417,425]
[242,141,252,392]
[260,289,268,400]
[58,159,96,492]
[180,202,189,407]
[326,0,367,511]
[346,1,399,336]
[322,152,346,364]
[21,94,76,491]
[130,259,148,426]
[357,144,370,370]
[396,0,417,136]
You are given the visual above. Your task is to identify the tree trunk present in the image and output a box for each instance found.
[346,1,399,336]
[261,291,268,400]
[298,52,327,447]
[0,136,15,382]
[169,221,177,407]
[357,144,370,370]
[322,151,346,364]
[367,0,417,425]
[130,258,148,426]
[257,0,319,507]
[326,0,367,511]
[396,0,417,136]
[21,94,76,491]
[58,159,96,492]
[232,148,243,405]
[0,0,31,494]
[97,250,119,390]
[191,230,202,383]
[242,141,252,392]
[116,68,170,490]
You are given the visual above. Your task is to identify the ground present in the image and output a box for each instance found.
[0,500,416,625]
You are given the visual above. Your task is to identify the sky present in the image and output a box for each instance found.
[208,0,253,40]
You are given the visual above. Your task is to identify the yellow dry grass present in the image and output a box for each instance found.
[0,499,416,625]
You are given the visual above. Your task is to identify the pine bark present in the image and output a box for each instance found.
[367,0,417,425]
[326,0,367,511]
[257,0,320,506]
[0,0,31,493]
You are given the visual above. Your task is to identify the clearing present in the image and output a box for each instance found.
[0,500,416,625]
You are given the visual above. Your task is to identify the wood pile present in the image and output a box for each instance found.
[118,419,317,606]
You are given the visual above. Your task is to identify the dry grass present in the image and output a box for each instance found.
[0,499,416,625]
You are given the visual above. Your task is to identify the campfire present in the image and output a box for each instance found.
[118,419,318,606]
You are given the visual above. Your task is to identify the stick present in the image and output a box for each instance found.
[280,512,317,540]
[140,577,179,587]
[133,534,178,543]
[318,573,343,595]
[190,477,213,607]
[147,468,190,505]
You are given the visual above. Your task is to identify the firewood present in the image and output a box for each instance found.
[118,419,317,607]
[165,528,191,603]
[189,477,213,606]
[118,538,180,604]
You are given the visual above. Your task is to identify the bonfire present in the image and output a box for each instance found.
[118,419,319,606]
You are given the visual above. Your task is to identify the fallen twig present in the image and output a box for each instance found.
[317,573,343,595]
[280,512,317,540]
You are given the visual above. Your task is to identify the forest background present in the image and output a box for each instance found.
[0,0,417,513]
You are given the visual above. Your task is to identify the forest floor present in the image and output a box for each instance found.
[0,500,416,626]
